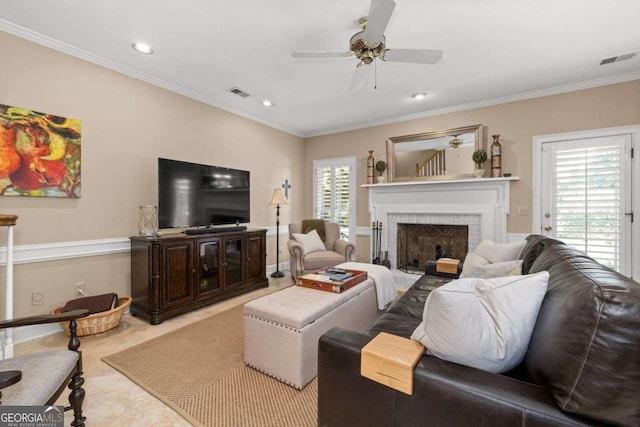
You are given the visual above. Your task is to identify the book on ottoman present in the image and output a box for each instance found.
[361,332,425,395]
[297,268,367,293]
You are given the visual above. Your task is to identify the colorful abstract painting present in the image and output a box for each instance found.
[0,103,81,197]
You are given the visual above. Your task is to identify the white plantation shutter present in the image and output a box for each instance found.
[313,156,356,240]
[315,166,332,222]
[550,138,630,272]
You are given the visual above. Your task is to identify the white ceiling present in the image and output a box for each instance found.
[1,0,639,137]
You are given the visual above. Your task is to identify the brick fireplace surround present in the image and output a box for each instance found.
[364,177,518,286]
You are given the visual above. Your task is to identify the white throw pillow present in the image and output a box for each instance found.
[475,239,526,263]
[462,259,523,279]
[410,272,549,373]
[459,251,490,278]
[292,229,326,255]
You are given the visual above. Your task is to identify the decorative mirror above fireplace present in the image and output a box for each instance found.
[386,124,485,182]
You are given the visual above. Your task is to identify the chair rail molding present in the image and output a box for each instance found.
[0,226,281,266]
[0,238,130,266]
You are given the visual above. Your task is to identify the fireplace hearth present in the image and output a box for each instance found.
[397,224,468,274]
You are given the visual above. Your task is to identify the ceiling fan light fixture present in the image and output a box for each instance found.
[411,92,427,100]
[261,99,274,107]
[132,42,153,54]
[449,135,463,148]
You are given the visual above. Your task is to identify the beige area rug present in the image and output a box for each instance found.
[102,305,317,427]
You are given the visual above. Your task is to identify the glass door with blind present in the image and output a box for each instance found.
[540,135,632,275]
[312,156,356,240]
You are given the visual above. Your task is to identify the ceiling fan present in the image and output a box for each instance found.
[292,0,443,91]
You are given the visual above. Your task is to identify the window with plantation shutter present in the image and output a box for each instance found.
[541,135,632,275]
[313,156,356,240]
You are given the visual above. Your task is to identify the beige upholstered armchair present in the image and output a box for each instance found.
[287,221,355,278]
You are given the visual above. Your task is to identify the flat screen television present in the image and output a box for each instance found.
[158,158,250,229]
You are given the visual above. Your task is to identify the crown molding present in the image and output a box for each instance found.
[304,72,640,138]
[0,21,304,138]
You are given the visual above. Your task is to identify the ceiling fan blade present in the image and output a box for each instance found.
[292,51,353,58]
[382,48,443,64]
[349,63,372,92]
[362,0,396,45]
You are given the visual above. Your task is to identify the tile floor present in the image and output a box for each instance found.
[15,276,294,427]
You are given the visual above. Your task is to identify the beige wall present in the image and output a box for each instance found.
[1,29,638,320]
[0,32,304,318]
[304,80,640,262]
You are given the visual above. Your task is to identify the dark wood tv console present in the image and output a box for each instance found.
[130,228,268,324]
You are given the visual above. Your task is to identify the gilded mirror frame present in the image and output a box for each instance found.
[386,124,485,182]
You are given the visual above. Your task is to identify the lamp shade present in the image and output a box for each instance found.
[269,188,288,206]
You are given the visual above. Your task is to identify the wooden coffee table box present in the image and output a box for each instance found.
[296,268,367,293]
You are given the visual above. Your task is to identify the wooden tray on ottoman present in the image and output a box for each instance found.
[296,268,368,293]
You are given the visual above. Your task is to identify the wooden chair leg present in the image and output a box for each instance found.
[69,369,85,427]
[67,319,86,427]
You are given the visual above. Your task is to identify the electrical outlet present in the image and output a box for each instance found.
[74,282,86,296]
[31,290,45,306]
[517,206,529,216]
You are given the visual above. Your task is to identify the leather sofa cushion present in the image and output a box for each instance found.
[385,275,451,320]
[525,244,640,426]
[365,274,451,338]
[365,312,422,339]
[518,234,563,274]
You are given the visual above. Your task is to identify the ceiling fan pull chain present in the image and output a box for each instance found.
[374,59,378,90]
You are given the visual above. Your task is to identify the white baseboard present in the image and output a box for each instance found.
[12,323,63,345]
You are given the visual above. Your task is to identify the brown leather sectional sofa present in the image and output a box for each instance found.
[318,235,640,426]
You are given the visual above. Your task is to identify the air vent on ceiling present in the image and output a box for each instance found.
[228,87,251,98]
[599,52,637,65]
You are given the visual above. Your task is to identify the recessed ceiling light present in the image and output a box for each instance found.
[132,42,153,54]
[262,100,274,107]
[411,92,427,100]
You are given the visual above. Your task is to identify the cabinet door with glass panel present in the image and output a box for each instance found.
[196,237,224,298]
[223,236,246,289]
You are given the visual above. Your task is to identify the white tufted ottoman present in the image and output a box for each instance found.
[244,278,378,389]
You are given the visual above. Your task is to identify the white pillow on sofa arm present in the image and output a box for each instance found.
[292,229,326,255]
[410,271,549,373]
[474,239,527,263]
[460,251,523,279]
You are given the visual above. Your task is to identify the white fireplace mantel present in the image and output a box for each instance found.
[363,177,519,269]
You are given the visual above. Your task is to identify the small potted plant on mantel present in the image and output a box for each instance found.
[375,160,387,183]
[472,149,487,178]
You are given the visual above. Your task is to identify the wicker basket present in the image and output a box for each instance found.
[51,296,132,337]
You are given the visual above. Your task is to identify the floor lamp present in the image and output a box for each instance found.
[269,188,288,278]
